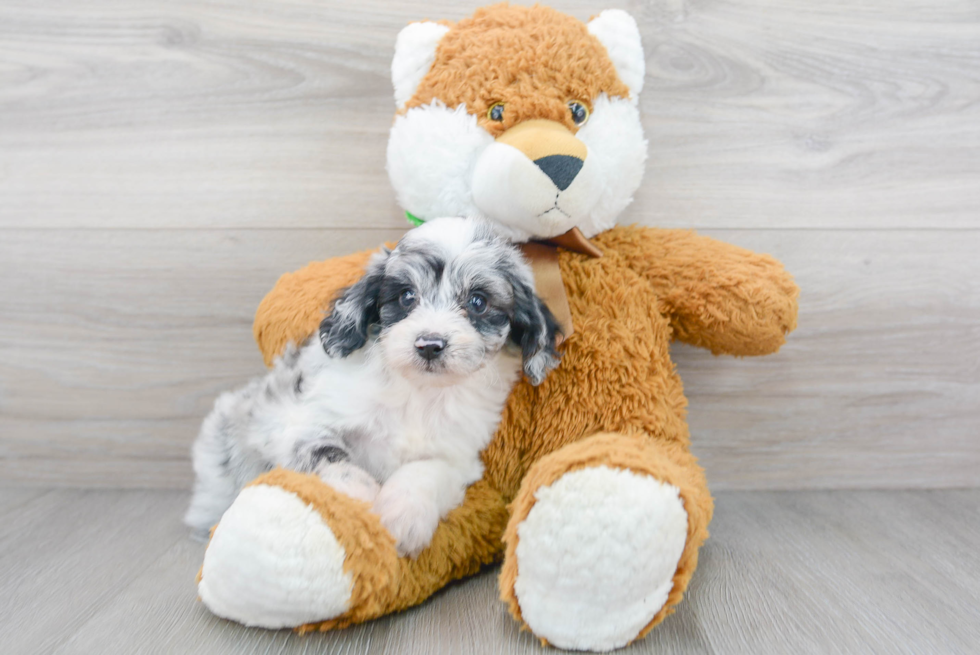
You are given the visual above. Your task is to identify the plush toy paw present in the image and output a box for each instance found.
[197,469,401,630]
[508,465,688,651]
[198,483,353,628]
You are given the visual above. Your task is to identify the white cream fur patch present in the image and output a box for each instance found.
[199,484,353,628]
[392,22,450,109]
[513,466,688,651]
[387,95,646,240]
[588,10,646,98]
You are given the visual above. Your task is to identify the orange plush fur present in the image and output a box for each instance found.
[204,3,800,646]
[248,227,797,640]
[403,4,630,137]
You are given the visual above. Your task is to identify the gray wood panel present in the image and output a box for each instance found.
[0,228,403,488]
[0,487,974,654]
[635,0,980,230]
[1,0,978,490]
[0,0,977,230]
[682,228,980,490]
[2,229,977,490]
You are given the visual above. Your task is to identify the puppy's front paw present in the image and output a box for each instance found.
[318,462,381,504]
[372,486,440,558]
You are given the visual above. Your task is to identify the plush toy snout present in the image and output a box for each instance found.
[472,119,602,238]
[497,119,587,190]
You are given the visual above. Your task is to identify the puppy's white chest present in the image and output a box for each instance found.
[395,428,433,462]
[389,399,449,461]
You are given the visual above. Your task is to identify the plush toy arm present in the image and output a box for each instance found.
[254,247,382,367]
[602,226,799,356]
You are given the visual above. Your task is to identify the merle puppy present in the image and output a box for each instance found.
[185,217,561,556]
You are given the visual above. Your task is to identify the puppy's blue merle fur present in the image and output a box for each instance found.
[185,218,561,555]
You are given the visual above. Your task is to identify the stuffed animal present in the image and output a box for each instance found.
[195,5,799,651]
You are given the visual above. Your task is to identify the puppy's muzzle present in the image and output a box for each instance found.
[415,335,447,361]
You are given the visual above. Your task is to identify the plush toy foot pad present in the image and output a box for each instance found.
[512,465,688,651]
[199,484,352,628]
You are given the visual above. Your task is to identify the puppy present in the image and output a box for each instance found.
[184,217,561,556]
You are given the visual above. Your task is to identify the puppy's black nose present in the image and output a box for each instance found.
[533,154,584,191]
[415,335,446,361]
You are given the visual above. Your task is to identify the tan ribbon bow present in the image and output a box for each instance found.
[519,227,602,342]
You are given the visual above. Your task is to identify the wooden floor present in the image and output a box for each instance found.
[1,487,977,655]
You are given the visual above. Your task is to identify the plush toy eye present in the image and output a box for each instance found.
[467,292,488,315]
[567,100,590,126]
[399,289,417,309]
[487,103,505,122]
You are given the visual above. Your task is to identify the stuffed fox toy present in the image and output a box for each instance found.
[196,5,799,651]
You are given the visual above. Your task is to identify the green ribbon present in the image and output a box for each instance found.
[405,210,425,227]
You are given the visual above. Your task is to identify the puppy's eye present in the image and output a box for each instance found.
[467,292,488,315]
[487,102,505,122]
[567,100,589,126]
[399,289,417,309]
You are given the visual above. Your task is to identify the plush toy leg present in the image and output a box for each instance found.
[500,432,713,652]
[197,468,510,631]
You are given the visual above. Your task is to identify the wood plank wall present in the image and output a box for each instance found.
[1,0,978,490]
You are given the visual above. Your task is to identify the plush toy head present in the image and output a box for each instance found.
[387,4,647,242]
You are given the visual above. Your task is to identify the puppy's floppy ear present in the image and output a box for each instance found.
[509,274,563,386]
[319,249,389,358]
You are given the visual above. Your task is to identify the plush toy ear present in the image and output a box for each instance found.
[391,21,451,109]
[587,9,645,98]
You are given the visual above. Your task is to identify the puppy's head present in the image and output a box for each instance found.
[319,217,561,385]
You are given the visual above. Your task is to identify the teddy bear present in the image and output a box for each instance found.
[195,5,799,651]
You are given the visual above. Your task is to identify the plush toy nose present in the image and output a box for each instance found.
[496,119,588,191]
[415,335,446,361]
[533,154,584,191]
